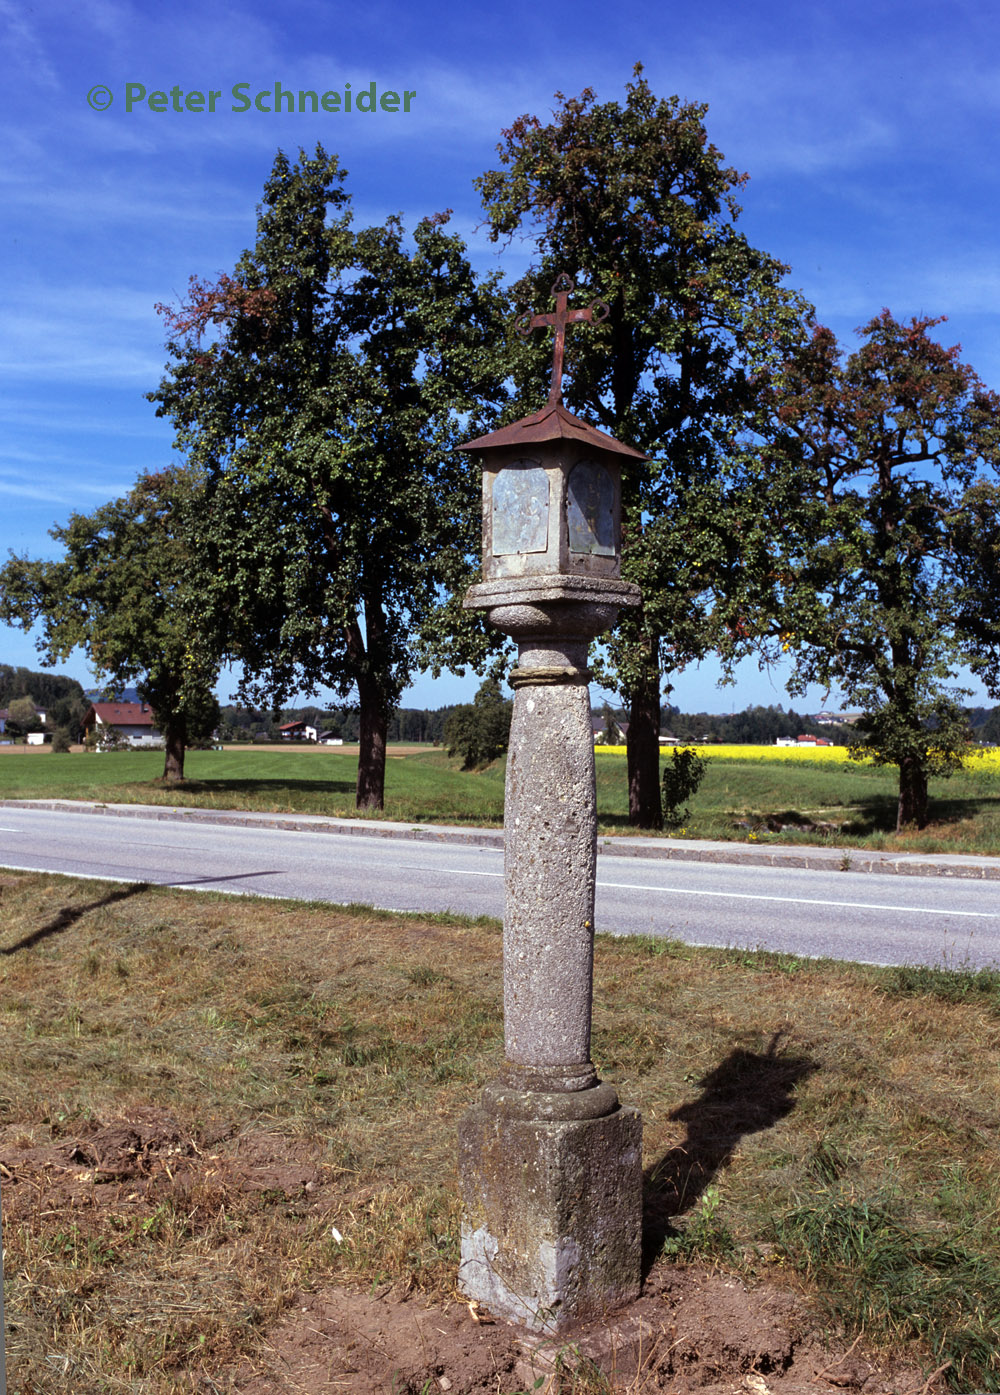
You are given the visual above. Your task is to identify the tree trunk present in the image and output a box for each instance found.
[162,720,187,783]
[897,757,929,830]
[356,683,387,810]
[626,640,663,829]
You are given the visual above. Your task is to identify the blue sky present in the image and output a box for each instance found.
[3,0,999,716]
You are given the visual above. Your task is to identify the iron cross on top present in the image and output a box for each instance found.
[516,273,609,406]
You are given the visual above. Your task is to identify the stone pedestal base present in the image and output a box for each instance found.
[457,1097,642,1332]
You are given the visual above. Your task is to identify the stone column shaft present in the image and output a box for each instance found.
[503,640,596,1083]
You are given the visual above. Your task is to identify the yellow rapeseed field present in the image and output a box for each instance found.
[596,743,1000,770]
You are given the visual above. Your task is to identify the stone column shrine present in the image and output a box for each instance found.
[456,276,645,1331]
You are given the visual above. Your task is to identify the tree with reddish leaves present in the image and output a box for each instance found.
[737,310,1000,830]
[478,66,808,827]
[151,147,508,810]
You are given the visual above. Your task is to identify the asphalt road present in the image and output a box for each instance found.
[1,804,999,970]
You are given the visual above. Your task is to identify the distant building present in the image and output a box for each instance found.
[813,711,863,726]
[278,720,308,741]
[83,701,160,749]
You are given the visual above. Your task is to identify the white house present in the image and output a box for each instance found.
[83,701,161,749]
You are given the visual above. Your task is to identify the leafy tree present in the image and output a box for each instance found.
[5,695,42,739]
[444,677,513,769]
[738,311,1000,829]
[0,466,221,782]
[478,66,808,827]
[151,146,507,810]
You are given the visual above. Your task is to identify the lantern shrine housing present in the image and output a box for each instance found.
[458,400,646,587]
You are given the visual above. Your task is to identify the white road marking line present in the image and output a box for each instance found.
[394,861,995,920]
[394,863,503,877]
[594,879,998,918]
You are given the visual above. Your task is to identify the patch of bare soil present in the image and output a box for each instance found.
[231,1268,944,1395]
[0,1107,321,1212]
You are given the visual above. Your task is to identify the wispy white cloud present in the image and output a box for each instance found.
[0,0,60,90]
[1,281,174,383]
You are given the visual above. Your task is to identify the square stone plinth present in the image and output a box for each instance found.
[458,1101,642,1332]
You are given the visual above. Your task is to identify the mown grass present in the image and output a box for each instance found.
[4,744,1000,855]
[0,873,998,1390]
[0,746,507,827]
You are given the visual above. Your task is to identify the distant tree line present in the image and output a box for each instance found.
[662,704,854,746]
[603,701,1000,749]
[0,665,87,750]
[215,703,458,745]
[6,668,1000,762]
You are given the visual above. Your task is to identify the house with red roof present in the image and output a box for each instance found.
[83,701,161,750]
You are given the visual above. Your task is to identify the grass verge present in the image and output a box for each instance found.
[5,745,1000,855]
[0,873,997,1390]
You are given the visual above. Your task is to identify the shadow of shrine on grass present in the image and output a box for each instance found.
[0,883,148,956]
[642,1031,817,1274]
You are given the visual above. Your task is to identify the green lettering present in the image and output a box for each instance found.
[298,89,319,113]
[231,83,251,112]
[380,90,399,112]
[124,83,146,112]
[148,90,168,112]
[170,85,185,112]
[254,89,270,112]
[356,82,377,113]
[185,91,205,112]
[322,91,340,112]
[403,89,416,112]
[208,89,221,111]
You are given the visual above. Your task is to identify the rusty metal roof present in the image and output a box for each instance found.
[458,402,647,461]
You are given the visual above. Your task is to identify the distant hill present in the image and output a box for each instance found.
[83,686,142,705]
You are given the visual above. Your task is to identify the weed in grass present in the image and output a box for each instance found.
[876,962,1000,1011]
[659,1184,735,1262]
[807,1139,852,1185]
[405,963,447,986]
[775,1193,1000,1391]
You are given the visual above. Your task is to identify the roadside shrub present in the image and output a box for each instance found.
[662,745,708,826]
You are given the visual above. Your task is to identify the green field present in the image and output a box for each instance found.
[0,872,997,1391]
[3,745,1000,855]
